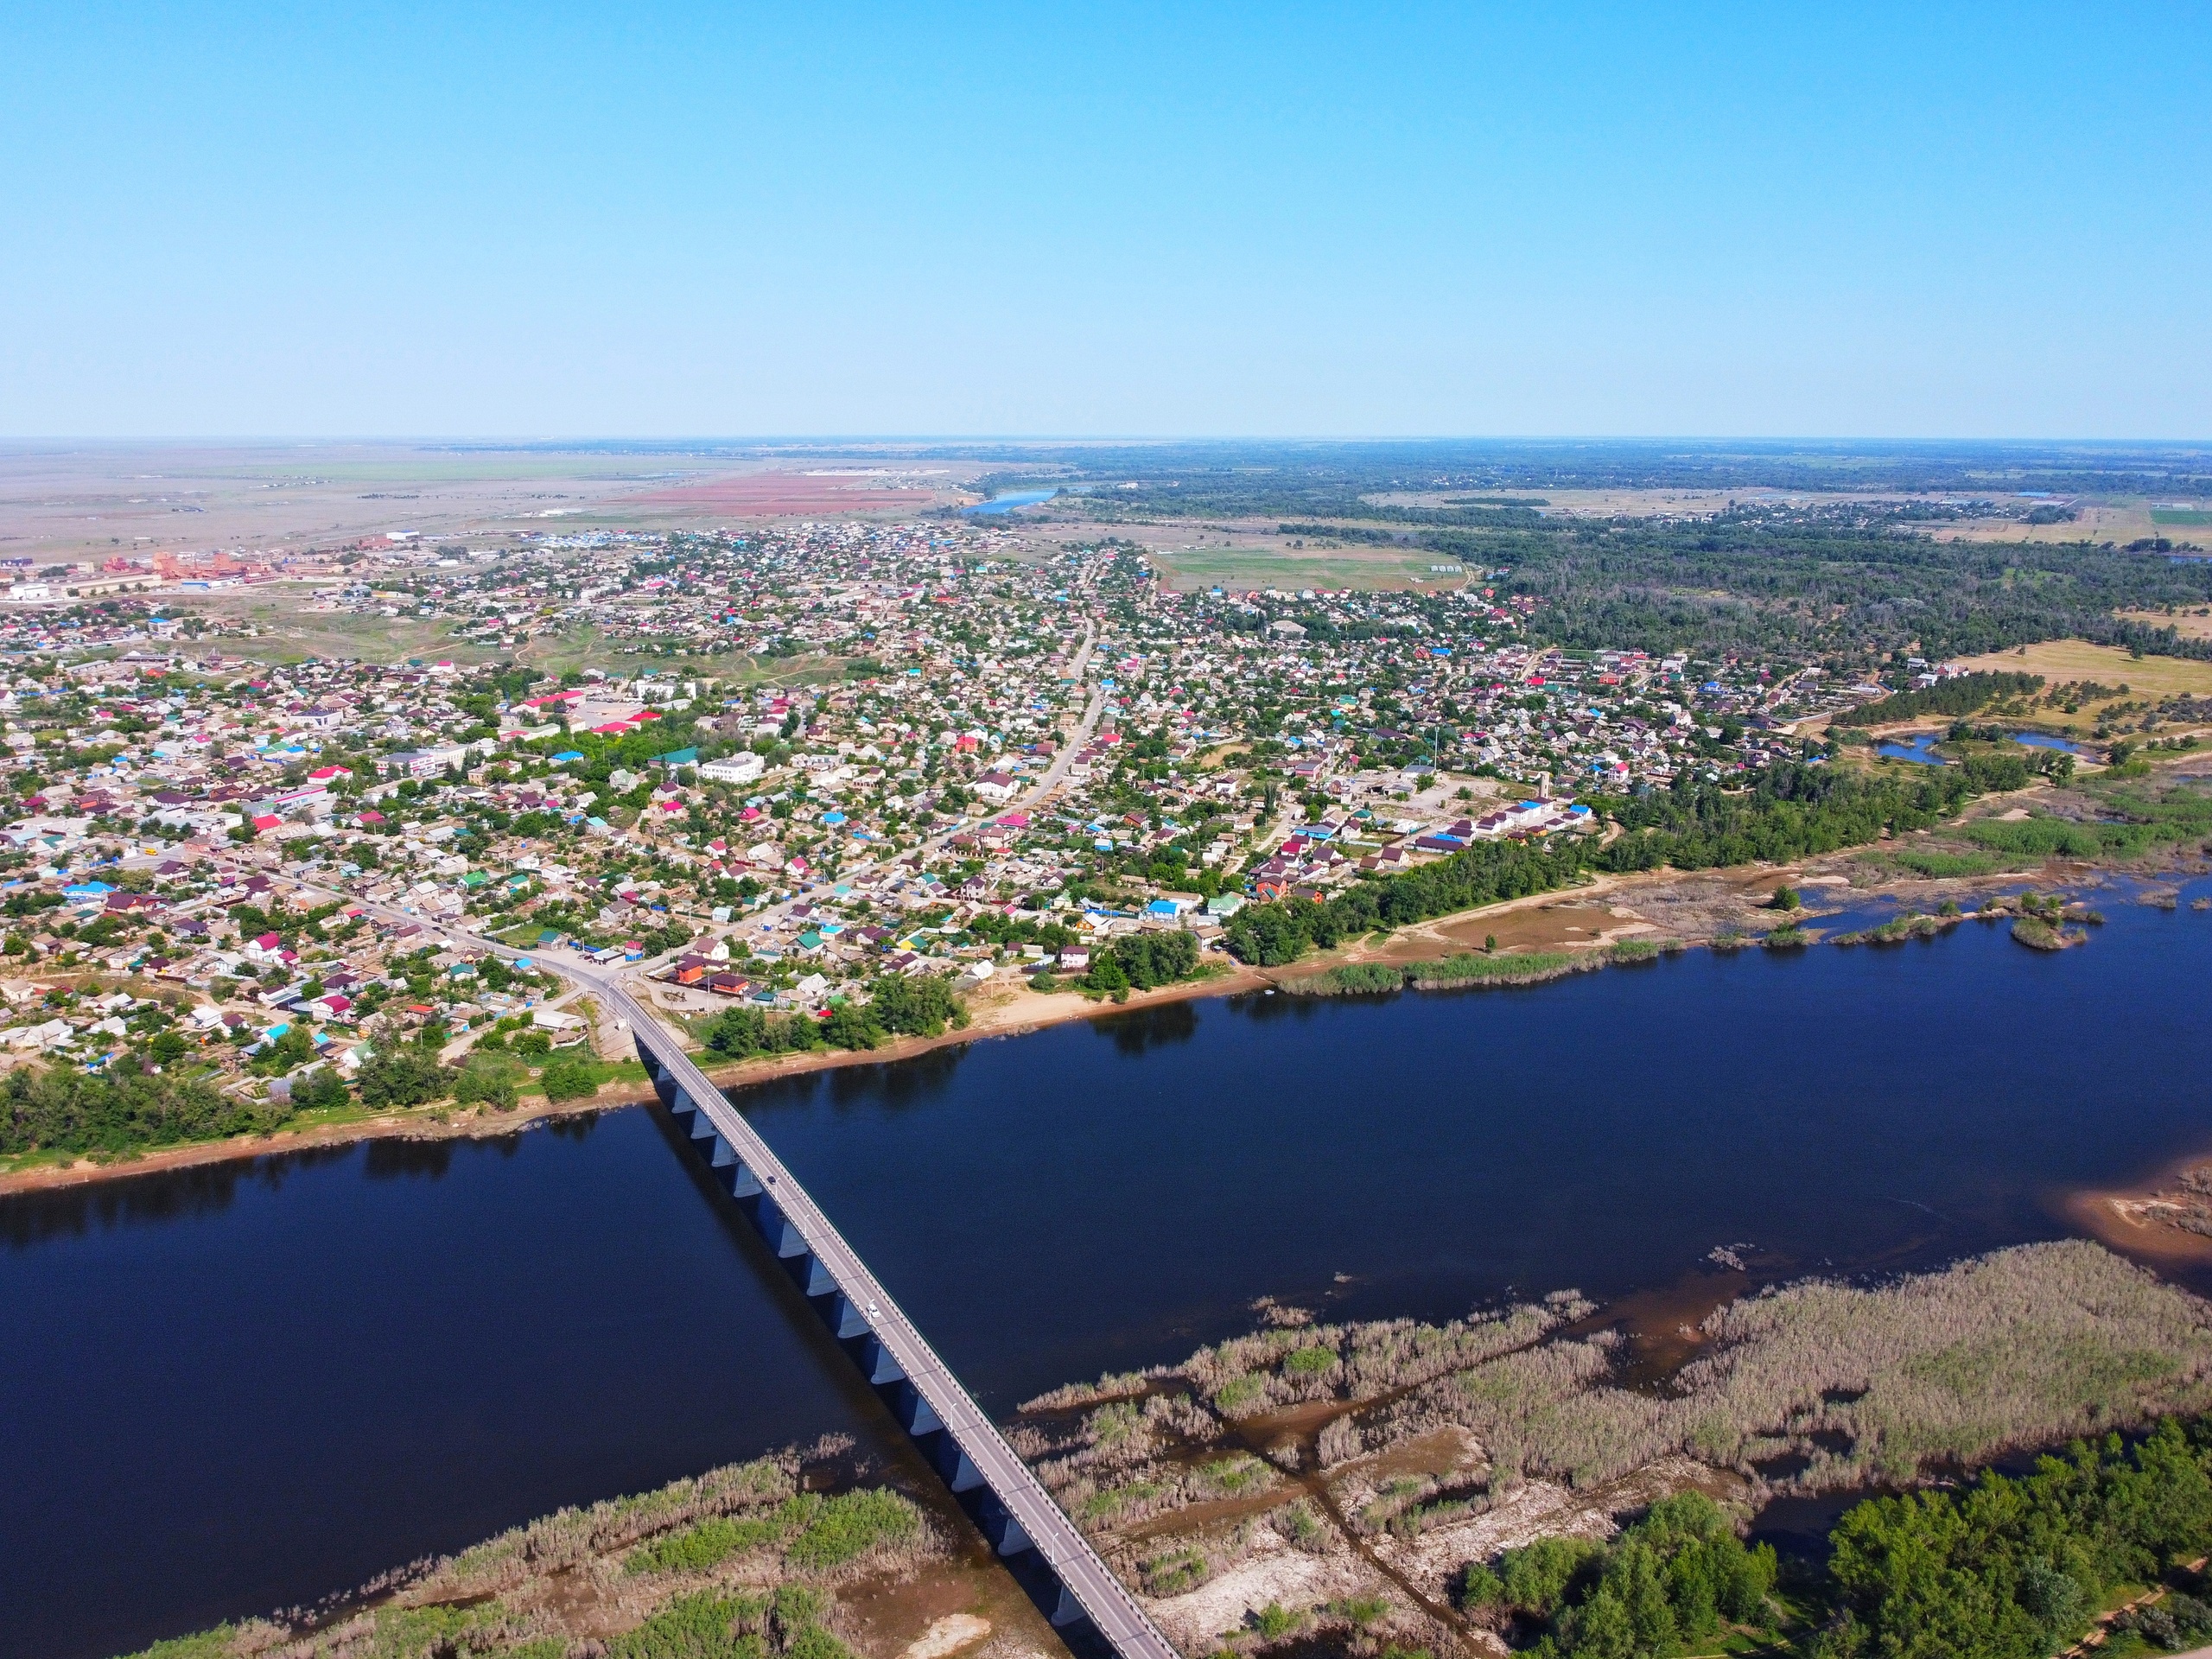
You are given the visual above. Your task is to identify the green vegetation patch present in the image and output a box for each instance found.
[607,1591,769,1659]
[1463,1491,1774,1655]
[781,1488,920,1571]
[1290,950,1592,995]
[626,1503,807,1574]
[1885,847,2014,879]
[1139,1547,1210,1596]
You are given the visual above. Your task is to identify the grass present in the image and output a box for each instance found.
[1078,1480,1165,1522]
[164,591,491,667]
[1831,912,1957,947]
[625,1500,811,1573]
[1140,1548,1210,1596]
[1023,1242,2212,1583]
[2012,917,2078,950]
[1197,1454,1273,1496]
[1882,848,2016,879]
[1948,641,2212,728]
[1148,543,1460,593]
[111,1447,918,1659]
[779,1488,921,1570]
[1435,1240,2212,1493]
[1287,950,1594,995]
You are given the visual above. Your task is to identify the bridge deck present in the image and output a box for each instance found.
[595,976,1179,1659]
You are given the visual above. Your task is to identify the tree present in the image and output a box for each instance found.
[819,1004,878,1051]
[1084,953,1130,995]
[538,1055,603,1102]
[291,1066,349,1112]
[868,973,965,1037]
[453,1059,518,1111]
[357,1050,448,1109]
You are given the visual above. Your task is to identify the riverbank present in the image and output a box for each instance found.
[1010,1239,2212,1656]
[2,855,2192,1202]
[9,755,2207,1199]
[2070,1156,2212,1268]
[0,966,1272,1198]
[110,1437,1064,1659]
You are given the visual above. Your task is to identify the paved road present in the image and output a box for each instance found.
[568,961,1183,1659]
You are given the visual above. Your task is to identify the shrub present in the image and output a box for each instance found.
[1251,1602,1303,1639]
[607,1592,766,1659]
[453,1060,518,1112]
[1459,1561,1505,1608]
[1139,1548,1209,1596]
[538,1055,606,1103]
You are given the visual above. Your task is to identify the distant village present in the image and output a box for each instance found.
[0,520,1904,1090]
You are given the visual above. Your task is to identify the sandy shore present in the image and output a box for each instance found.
[0,965,1273,1198]
[2065,1159,2212,1268]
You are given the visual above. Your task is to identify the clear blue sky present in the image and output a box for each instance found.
[4,3,2208,439]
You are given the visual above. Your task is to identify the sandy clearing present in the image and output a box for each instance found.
[1146,1529,1373,1649]
[899,1613,993,1659]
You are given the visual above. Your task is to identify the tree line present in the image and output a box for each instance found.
[1831,671,2045,727]
[1224,756,2037,967]
[700,974,968,1062]
[1462,1417,2212,1656]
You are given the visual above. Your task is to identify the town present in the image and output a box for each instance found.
[0,512,1924,1114]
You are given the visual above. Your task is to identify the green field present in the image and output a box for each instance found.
[1150,543,1467,592]
[2151,509,2212,526]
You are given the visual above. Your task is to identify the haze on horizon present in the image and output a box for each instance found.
[4,3,2209,442]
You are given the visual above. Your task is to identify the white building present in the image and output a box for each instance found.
[700,753,765,785]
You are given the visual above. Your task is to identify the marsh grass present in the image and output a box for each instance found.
[112,1445,929,1659]
[2012,917,2083,950]
[1288,952,1597,996]
[1420,1241,2212,1494]
[1025,1242,2212,1576]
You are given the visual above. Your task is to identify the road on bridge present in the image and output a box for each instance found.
[561,960,1182,1659]
[253,867,1179,1659]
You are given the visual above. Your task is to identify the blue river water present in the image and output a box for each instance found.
[1878,729,2088,763]
[1875,732,1946,764]
[6,880,2211,1656]
[963,490,1058,515]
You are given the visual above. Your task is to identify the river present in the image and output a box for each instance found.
[7,878,2211,1657]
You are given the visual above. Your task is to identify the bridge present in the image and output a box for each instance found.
[575,968,1179,1659]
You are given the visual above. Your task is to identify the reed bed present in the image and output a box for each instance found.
[1026,1241,2212,1568]
[118,1442,938,1659]
[1287,952,1598,997]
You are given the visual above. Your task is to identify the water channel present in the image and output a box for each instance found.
[8,880,2211,1657]
[962,491,1058,515]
